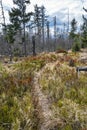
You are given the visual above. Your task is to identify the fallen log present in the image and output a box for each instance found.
[76,66,87,77]
[76,66,87,72]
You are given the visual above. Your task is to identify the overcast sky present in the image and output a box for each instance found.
[1,0,87,31]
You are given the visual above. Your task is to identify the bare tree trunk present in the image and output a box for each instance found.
[23,22,27,56]
[9,44,13,62]
[32,35,36,56]
[47,21,50,51]
[54,16,57,51]
[41,6,45,51]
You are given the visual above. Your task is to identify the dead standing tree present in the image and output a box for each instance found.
[34,4,42,50]
[46,21,50,51]
[0,0,7,55]
[54,16,57,51]
[32,35,36,56]
[33,5,48,52]
[41,5,47,51]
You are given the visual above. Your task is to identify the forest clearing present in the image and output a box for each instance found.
[0,48,87,130]
[0,0,87,130]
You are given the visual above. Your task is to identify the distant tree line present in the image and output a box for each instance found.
[0,0,87,60]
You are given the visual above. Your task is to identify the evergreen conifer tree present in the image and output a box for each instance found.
[9,0,32,56]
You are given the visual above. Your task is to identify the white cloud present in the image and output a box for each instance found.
[1,0,87,27]
[2,0,13,8]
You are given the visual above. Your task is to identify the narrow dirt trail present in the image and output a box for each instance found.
[2,59,64,130]
[32,64,64,130]
[33,72,52,130]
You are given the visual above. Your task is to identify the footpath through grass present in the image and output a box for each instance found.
[0,50,87,130]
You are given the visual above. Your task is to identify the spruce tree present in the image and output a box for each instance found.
[5,24,15,61]
[70,18,81,52]
[81,7,87,48]
[69,18,77,39]
[9,0,32,56]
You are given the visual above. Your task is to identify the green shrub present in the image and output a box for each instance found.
[14,48,20,56]
[56,46,68,54]
[69,59,75,67]
[72,42,81,52]
[81,42,86,48]
[58,100,63,107]
[62,124,72,130]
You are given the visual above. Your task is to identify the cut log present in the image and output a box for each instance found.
[76,67,87,72]
[76,66,87,77]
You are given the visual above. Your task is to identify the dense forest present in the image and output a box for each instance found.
[0,0,87,130]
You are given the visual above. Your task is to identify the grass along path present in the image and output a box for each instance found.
[32,64,64,130]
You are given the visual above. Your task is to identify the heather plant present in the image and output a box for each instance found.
[0,50,87,130]
[0,61,37,130]
[39,58,87,129]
